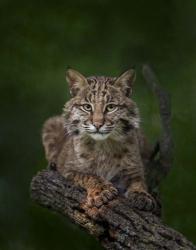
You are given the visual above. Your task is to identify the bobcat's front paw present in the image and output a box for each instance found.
[86,183,118,208]
[126,191,157,212]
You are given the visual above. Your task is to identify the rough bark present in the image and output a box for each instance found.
[31,169,195,250]
[30,65,195,249]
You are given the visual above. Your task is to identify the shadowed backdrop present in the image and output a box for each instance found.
[0,0,196,249]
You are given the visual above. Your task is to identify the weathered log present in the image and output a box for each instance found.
[31,169,196,250]
[30,65,195,249]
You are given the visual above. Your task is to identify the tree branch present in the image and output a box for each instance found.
[142,64,174,192]
[30,65,195,249]
[31,169,195,250]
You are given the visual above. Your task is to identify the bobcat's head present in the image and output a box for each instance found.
[63,68,140,141]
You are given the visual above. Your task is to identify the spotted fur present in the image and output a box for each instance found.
[42,69,155,211]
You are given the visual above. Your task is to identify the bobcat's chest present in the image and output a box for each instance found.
[74,138,127,180]
[94,151,122,181]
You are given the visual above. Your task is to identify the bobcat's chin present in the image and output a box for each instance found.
[89,132,110,141]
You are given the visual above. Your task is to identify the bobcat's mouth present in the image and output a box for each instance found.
[88,132,110,141]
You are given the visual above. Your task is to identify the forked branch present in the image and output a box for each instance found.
[30,65,194,250]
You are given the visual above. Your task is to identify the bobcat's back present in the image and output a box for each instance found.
[42,116,66,163]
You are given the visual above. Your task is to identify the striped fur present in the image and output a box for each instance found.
[42,69,155,211]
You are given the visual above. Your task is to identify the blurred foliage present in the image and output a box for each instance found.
[0,0,196,249]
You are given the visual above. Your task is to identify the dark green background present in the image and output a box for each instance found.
[0,1,196,249]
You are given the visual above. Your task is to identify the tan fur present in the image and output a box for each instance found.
[42,69,154,210]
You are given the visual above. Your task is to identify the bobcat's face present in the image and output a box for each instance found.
[64,69,139,141]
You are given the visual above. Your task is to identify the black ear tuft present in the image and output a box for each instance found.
[66,65,72,70]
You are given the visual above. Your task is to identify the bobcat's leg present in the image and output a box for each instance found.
[125,177,157,212]
[42,116,65,164]
[65,171,118,208]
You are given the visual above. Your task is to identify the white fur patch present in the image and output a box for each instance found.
[89,133,110,141]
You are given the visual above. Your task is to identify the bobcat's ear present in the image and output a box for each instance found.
[66,68,88,96]
[114,69,136,96]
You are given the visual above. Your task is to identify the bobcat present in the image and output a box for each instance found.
[42,68,156,212]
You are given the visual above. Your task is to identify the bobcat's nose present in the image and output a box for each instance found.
[93,122,103,130]
[93,109,104,130]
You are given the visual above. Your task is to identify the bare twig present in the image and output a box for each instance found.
[142,64,174,191]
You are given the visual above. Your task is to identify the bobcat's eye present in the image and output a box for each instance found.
[82,104,92,112]
[106,104,118,113]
